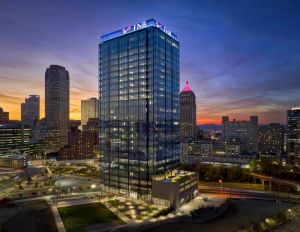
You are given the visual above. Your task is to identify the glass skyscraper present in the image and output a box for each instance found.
[99,19,180,198]
[287,106,300,166]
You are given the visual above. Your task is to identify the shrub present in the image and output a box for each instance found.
[253,222,267,232]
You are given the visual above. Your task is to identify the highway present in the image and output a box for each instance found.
[199,185,300,203]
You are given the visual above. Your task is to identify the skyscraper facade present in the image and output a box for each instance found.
[0,107,9,123]
[287,106,300,166]
[222,116,258,154]
[180,81,196,140]
[21,95,40,128]
[258,123,284,156]
[99,19,180,197]
[81,98,99,127]
[0,122,30,155]
[45,65,70,151]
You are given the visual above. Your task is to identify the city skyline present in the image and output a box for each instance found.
[0,0,300,124]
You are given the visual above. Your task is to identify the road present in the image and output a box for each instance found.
[199,185,300,202]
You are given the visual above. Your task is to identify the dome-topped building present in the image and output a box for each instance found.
[180,81,196,140]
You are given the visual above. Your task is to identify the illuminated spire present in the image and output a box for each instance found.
[182,81,193,92]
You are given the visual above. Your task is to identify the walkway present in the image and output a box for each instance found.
[51,206,66,232]
[272,206,300,232]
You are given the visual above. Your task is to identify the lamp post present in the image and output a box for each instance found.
[219,179,223,189]
[296,185,300,202]
[288,208,292,221]
[265,218,270,230]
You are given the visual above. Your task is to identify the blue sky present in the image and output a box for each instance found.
[0,0,299,123]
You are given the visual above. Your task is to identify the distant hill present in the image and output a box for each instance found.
[198,124,222,130]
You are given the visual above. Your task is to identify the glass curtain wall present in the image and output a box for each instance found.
[99,27,179,197]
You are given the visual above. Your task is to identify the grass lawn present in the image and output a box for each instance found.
[58,203,125,232]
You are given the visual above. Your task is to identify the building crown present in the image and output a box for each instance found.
[182,81,193,93]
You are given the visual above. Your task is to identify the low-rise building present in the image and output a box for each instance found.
[0,153,28,168]
[152,170,198,209]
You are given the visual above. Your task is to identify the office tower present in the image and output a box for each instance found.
[21,95,40,128]
[258,123,284,156]
[180,81,196,141]
[59,127,98,160]
[0,107,9,123]
[99,19,180,197]
[287,106,300,166]
[0,122,30,155]
[45,65,70,151]
[222,116,258,154]
[0,121,44,159]
[81,98,99,127]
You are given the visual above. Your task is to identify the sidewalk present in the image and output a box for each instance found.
[51,206,66,232]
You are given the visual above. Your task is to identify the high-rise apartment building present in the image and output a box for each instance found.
[45,65,70,151]
[222,116,258,154]
[287,106,300,166]
[0,107,9,123]
[180,81,196,140]
[258,123,284,156]
[99,19,180,197]
[81,98,99,127]
[59,127,98,160]
[21,95,40,128]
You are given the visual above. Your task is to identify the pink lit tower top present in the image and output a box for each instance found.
[181,81,193,92]
[180,81,196,141]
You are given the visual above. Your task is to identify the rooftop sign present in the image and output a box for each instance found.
[100,18,178,42]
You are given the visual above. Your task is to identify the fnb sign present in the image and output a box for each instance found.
[101,19,178,42]
[122,21,147,34]
[133,22,147,31]
[122,19,173,37]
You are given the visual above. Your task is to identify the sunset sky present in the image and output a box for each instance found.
[0,0,300,124]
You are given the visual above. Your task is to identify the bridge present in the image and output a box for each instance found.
[248,173,300,191]
[181,154,252,165]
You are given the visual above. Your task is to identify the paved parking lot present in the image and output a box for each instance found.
[1,200,58,232]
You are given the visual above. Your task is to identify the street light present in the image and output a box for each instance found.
[91,184,96,189]
[265,218,269,224]
[288,208,292,221]
[219,179,223,189]
[264,218,271,229]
